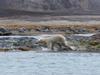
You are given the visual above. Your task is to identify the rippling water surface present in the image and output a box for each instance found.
[0,51,100,75]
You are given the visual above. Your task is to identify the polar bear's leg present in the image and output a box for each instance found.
[47,42,54,50]
[47,42,58,51]
[51,42,56,50]
[56,43,62,50]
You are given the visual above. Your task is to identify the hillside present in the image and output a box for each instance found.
[0,0,100,15]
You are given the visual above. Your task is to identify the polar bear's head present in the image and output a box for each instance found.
[35,39,47,47]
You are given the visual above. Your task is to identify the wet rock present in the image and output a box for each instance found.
[66,34,91,42]
[0,48,10,52]
[86,47,100,52]
[91,33,100,41]
[16,46,33,51]
[65,28,90,34]
[0,37,39,51]
[61,46,73,51]
[0,28,12,36]
[77,28,90,34]
[13,37,38,49]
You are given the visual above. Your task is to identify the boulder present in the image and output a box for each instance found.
[0,28,12,36]
[91,33,100,41]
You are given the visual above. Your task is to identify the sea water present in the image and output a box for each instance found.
[0,51,100,75]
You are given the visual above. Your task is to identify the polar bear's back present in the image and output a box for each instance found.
[43,35,67,44]
[49,35,66,41]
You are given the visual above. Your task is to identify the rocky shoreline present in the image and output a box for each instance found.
[0,33,99,52]
[0,20,99,52]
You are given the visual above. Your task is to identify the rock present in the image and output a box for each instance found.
[0,28,12,36]
[16,46,32,51]
[41,26,51,32]
[0,36,39,51]
[86,47,100,52]
[91,33,100,41]
[61,46,73,51]
[18,28,27,33]
[13,37,38,48]
[0,48,10,52]
[66,34,91,42]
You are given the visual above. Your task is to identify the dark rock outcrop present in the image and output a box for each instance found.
[0,28,12,36]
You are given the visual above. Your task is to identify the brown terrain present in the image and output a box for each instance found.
[0,17,99,35]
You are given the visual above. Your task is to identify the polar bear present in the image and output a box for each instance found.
[36,35,73,51]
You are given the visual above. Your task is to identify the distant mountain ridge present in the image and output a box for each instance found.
[0,0,100,15]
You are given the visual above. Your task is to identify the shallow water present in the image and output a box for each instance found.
[0,51,100,75]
